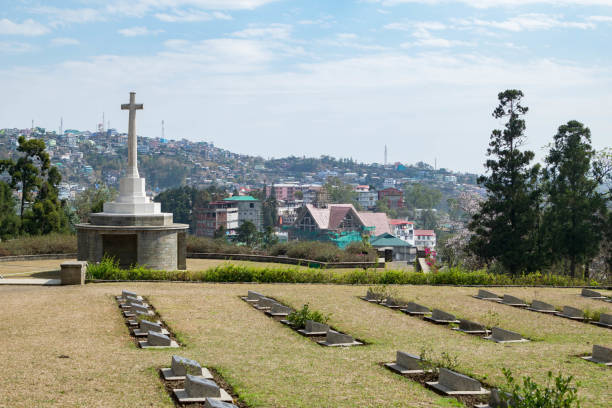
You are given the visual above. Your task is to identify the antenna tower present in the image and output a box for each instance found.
[384,144,388,165]
[60,117,63,136]
[161,120,165,139]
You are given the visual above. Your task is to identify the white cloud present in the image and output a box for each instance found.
[107,0,280,17]
[118,27,164,37]
[370,0,612,7]
[337,33,358,40]
[30,7,104,27]
[232,24,292,40]
[0,18,49,36]
[154,9,232,22]
[384,21,446,31]
[589,15,612,22]
[456,14,595,31]
[51,37,80,46]
[0,41,36,53]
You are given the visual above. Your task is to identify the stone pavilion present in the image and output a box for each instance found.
[76,92,188,270]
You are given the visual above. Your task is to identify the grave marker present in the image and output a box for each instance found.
[424,309,460,324]
[474,290,502,301]
[385,351,429,374]
[297,320,330,336]
[401,302,431,316]
[162,355,213,380]
[267,303,292,316]
[592,313,612,329]
[501,295,528,307]
[475,389,516,408]
[426,367,489,395]
[254,297,276,310]
[133,319,168,337]
[361,288,380,302]
[245,290,264,302]
[454,319,489,334]
[581,288,606,299]
[318,330,361,347]
[382,297,403,309]
[485,327,528,343]
[173,374,233,403]
[556,306,584,321]
[139,331,179,348]
[527,300,556,313]
[582,344,612,365]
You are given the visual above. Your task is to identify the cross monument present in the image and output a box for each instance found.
[121,92,143,178]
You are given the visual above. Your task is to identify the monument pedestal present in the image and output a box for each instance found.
[75,92,188,271]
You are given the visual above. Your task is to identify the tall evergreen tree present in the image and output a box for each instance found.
[543,120,606,277]
[0,181,20,239]
[469,90,542,274]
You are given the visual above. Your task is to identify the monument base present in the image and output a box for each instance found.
[76,220,188,271]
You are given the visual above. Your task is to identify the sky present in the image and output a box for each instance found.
[1,0,611,173]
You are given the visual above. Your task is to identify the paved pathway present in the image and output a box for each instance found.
[0,278,61,285]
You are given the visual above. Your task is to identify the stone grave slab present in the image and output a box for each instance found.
[266,303,293,316]
[297,320,330,336]
[162,355,213,380]
[485,327,528,343]
[204,400,239,408]
[424,309,460,324]
[400,302,431,316]
[133,319,169,337]
[474,289,502,301]
[318,330,362,347]
[501,295,528,307]
[173,375,232,403]
[527,300,557,313]
[127,318,138,327]
[360,288,381,303]
[130,303,154,316]
[581,344,612,366]
[453,319,489,334]
[139,331,179,348]
[592,313,612,329]
[581,288,606,299]
[244,290,264,303]
[556,306,585,321]
[381,296,403,309]
[426,367,489,395]
[385,351,430,374]
[254,297,276,310]
[116,290,141,301]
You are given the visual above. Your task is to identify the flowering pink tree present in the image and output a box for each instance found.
[440,191,484,269]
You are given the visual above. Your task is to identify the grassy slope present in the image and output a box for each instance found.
[0,284,610,408]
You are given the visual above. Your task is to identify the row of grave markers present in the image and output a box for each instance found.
[474,289,612,329]
[361,290,529,343]
[243,290,363,347]
[116,290,179,348]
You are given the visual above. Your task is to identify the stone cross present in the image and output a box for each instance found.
[121,92,143,178]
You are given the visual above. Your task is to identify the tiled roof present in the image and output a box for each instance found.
[414,229,435,236]
[389,219,414,225]
[358,212,391,235]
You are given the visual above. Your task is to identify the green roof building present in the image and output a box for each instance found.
[223,196,262,231]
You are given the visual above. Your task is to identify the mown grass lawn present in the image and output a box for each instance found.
[0,283,610,407]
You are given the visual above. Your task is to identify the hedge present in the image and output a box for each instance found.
[87,258,599,287]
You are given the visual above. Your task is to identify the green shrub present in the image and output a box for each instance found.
[0,233,76,256]
[500,368,581,408]
[86,261,599,287]
[286,304,330,329]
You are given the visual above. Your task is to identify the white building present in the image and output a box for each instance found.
[414,229,436,249]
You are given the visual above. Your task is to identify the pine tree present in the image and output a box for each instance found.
[543,120,607,278]
[469,90,542,274]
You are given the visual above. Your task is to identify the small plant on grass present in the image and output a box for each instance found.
[481,310,501,329]
[286,304,330,329]
[500,368,581,408]
[582,307,605,322]
[86,255,120,279]
[418,346,460,373]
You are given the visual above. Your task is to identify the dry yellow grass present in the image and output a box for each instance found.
[0,284,610,408]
